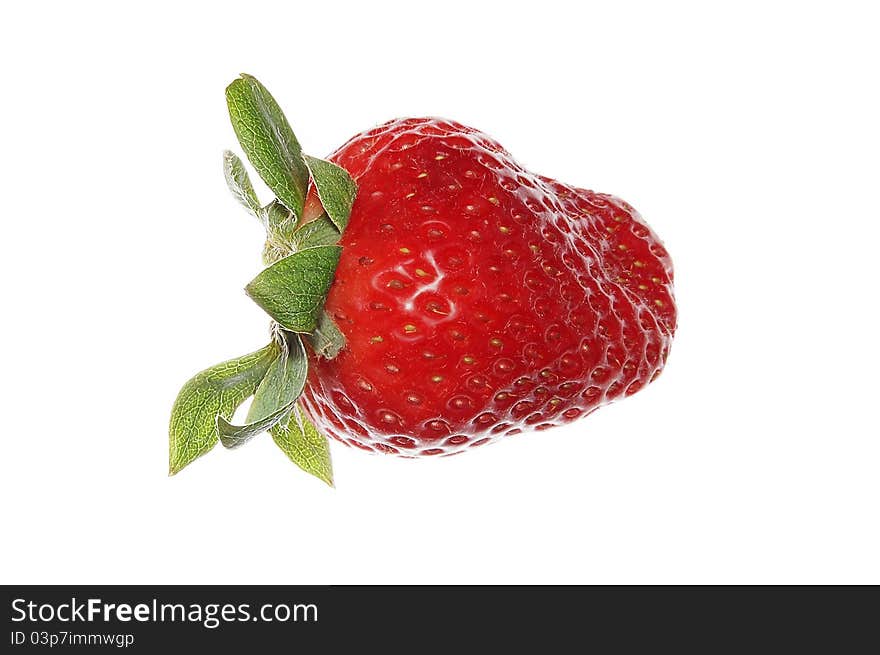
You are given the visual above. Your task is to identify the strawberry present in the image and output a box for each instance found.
[169,76,676,481]
[300,119,676,456]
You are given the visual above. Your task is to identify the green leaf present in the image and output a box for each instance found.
[245,245,342,333]
[292,214,341,250]
[303,155,357,232]
[217,333,308,449]
[271,404,334,486]
[169,344,277,475]
[248,332,308,422]
[305,310,346,359]
[217,402,292,449]
[223,150,262,219]
[225,74,309,219]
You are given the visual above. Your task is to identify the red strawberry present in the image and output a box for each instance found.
[170,76,677,480]
[299,118,676,456]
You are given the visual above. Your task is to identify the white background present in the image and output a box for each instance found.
[1,1,878,584]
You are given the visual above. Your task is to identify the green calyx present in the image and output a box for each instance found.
[169,74,356,483]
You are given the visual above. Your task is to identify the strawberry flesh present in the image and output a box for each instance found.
[299,118,676,456]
